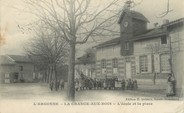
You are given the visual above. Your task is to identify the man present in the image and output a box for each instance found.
[121,79,125,90]
[50,80,54,91]
[60,79,64,90]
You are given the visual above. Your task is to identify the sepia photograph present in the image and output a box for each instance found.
[0,0,184,113]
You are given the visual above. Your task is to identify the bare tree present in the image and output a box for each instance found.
[25,24,68,90]
[145,40,169,85]
[24,0,121,100]
[156,0,173,18]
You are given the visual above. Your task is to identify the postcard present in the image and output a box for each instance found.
[0,0,184,113]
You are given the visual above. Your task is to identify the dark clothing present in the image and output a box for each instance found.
[121,80,125,90]
[166,75,175,96]
[50,81,54,91]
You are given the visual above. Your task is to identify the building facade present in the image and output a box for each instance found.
[94,6,184,95]
[75,51,96,79]
[0,55,34,83]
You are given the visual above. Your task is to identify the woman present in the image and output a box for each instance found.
[166,74,175,96]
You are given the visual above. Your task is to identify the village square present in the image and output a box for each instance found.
[0,0,184,101]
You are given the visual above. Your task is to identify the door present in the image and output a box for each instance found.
[125,62,131,79]
[5,73,10,83]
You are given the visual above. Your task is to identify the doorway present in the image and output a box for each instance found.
[125,62,131,79]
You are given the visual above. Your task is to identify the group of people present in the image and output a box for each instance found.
[49,73,176,97]
[121,79,138,90]
[49,79,65,91]
[75,77,138,91]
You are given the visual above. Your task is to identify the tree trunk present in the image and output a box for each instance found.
[44,71,47,83]
[53,64,58,91]
[152,54,156,85]
[49,65,54,84]
[67,43,76,101]
[46,68,50,83]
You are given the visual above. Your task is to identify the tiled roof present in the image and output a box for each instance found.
[118,10,149,24]
[132,28,167,41]
[94,28,166,48]
[0,55,15,65]
[76,52,95,64]
[7,55,32,63]
[94,38,120,48]
[95,17,184,48]
[162,18,184,27]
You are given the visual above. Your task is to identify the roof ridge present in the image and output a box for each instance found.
[94,37,120,48]
[162,17,184,26]
[6,54,31,63]
[6,55,15,63]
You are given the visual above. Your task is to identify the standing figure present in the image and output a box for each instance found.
[93,78,97,90]
[75,78,79,91]
[127,79,132,90]
[166,74,175,96]
[121,79,125,90]
[57,79,60,90]
[60,79,64,90]
[125,79,129,90]
[133,80,138,90]
[111,78,115,90]
[49,80,54,91]
[130,79,134,90]
[103,79,107,89]
[55,80,59,91]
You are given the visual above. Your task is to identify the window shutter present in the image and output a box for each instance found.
[5,73,10,78]
[113,68,118,74]
[102,68,106,74]
[148,55,152,73]
[154,54,160,73]
[135,56,140,74]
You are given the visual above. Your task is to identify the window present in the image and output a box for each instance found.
[5,73,10,78]
[160,54,170,73]
[112,58,118,68]
[140,56,148,73]
[161,36,167,44]
[20,66,23,71]
[125,42,129,50]
[101,59,106,69]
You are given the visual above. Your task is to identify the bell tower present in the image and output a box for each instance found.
[119,0,149,56]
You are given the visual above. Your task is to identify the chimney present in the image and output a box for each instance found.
[154,22,159,28]
[123,0,133,10]
[162,19,169,31]
[163,19,169,25]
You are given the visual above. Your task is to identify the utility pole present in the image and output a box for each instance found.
[167,25,176,96]
[168,31,174,78]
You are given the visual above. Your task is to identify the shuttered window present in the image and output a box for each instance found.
[160,54,170,73]
[135,56,140,74]
[101,59,106,68]
[161,36,167,44]
[125,42,129,50]
[140,56,148,73]
[112,58,118,68]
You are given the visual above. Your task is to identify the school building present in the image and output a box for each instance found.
[93,6,184,96]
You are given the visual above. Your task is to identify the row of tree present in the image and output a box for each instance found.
[23,0,122,101]
[25,24,69,89]
[22,0,174,101]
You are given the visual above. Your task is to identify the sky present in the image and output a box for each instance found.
[0,0,184,56]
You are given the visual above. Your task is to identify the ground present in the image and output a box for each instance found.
[0,83,177,101]
[1,83,183,113]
